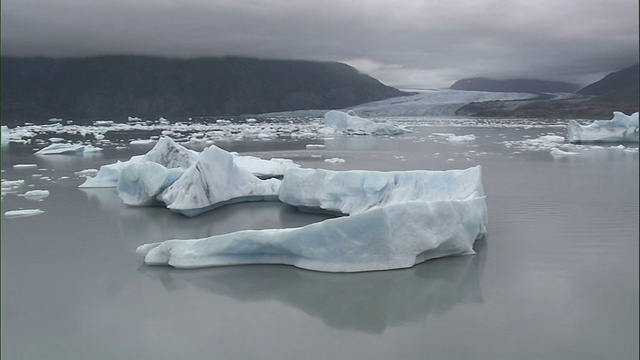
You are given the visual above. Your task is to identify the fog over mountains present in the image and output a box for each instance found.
[1,56,637,123]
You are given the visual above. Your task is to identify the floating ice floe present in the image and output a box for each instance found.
[230,153,299,179]
[158,145,281,217]
[324,158,346,163]
[429,133,477,143]
[21,190,50,201]
[568,112,639,143]
[13,164,38,169]
[550,148,579,157]
[137,166,487,272]
[323,110,409,135]
[4,209,45,218]
[1,126,10,146]
[35,143,103,155]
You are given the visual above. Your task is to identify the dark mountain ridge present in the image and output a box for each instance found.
[577,64,639,102]
[1,55,408,124]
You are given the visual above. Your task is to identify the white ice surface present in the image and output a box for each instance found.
[4,209,45,218]
[159,145,281,217]
[35,143,103,155]
[137,197,487,272]
[350,89,538,117]
[230,153,300,178]
[117,162,184,206]
[323,110,409,135]
[79,157,144,188]
[137,165,487,272]
[21,190,50,200]
[568,112,639,143]
[79,137,298,188]
[1,126,9,146]
[279,166,484,215]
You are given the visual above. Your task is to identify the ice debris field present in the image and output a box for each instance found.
[2,110,638,271]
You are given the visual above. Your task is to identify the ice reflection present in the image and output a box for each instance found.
[80,187,338,241]
[139,239,486,334]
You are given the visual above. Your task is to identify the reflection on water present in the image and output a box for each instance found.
[138,239,486,334]
[80,188,339,240]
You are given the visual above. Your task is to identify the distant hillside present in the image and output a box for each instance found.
[577,64,639,103]
[1,56,407,124]
[450,78,580,93]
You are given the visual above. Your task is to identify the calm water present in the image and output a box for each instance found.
[2,120,638,359]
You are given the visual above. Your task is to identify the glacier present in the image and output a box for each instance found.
[568,111,639,143]
[137,165,488,272]
[323,110,409,135]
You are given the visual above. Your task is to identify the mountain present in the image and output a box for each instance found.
[577,64,639,103]
[450,78,580,93]
[1,56,408,124]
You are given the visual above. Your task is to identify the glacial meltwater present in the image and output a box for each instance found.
[2,117,638,359]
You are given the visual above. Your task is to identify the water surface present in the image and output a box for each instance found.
[2,120,638,359]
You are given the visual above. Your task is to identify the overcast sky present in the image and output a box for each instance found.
[2,0,638,89]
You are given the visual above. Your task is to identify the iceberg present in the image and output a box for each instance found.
[140,137,199,169]
[568,112,639,143]
[81,138,197,188]
[230,153,299,179]
[137,166,487,272]
[35,143,102,155]
[79,137,298,188]
[137,197,487,272]
[117,162,184,206]
[278,166,484,215]
[79,157,144,188]
[158,145,281,217]
[323,110,409,135]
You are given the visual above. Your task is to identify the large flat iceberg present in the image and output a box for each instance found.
[568,111,639,143]
[323,110,409,135]
[137,166,488,272]
[279,166,484,215]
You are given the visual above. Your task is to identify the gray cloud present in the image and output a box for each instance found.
[2,0,638,88]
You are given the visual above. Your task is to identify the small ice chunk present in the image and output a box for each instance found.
[324,158,346,163]
[130,139,156,145]
[22,190,50,200]
[306,144,326,149]
[13,164,38,169]
[550,148,579,157]
[5,209,45,218]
